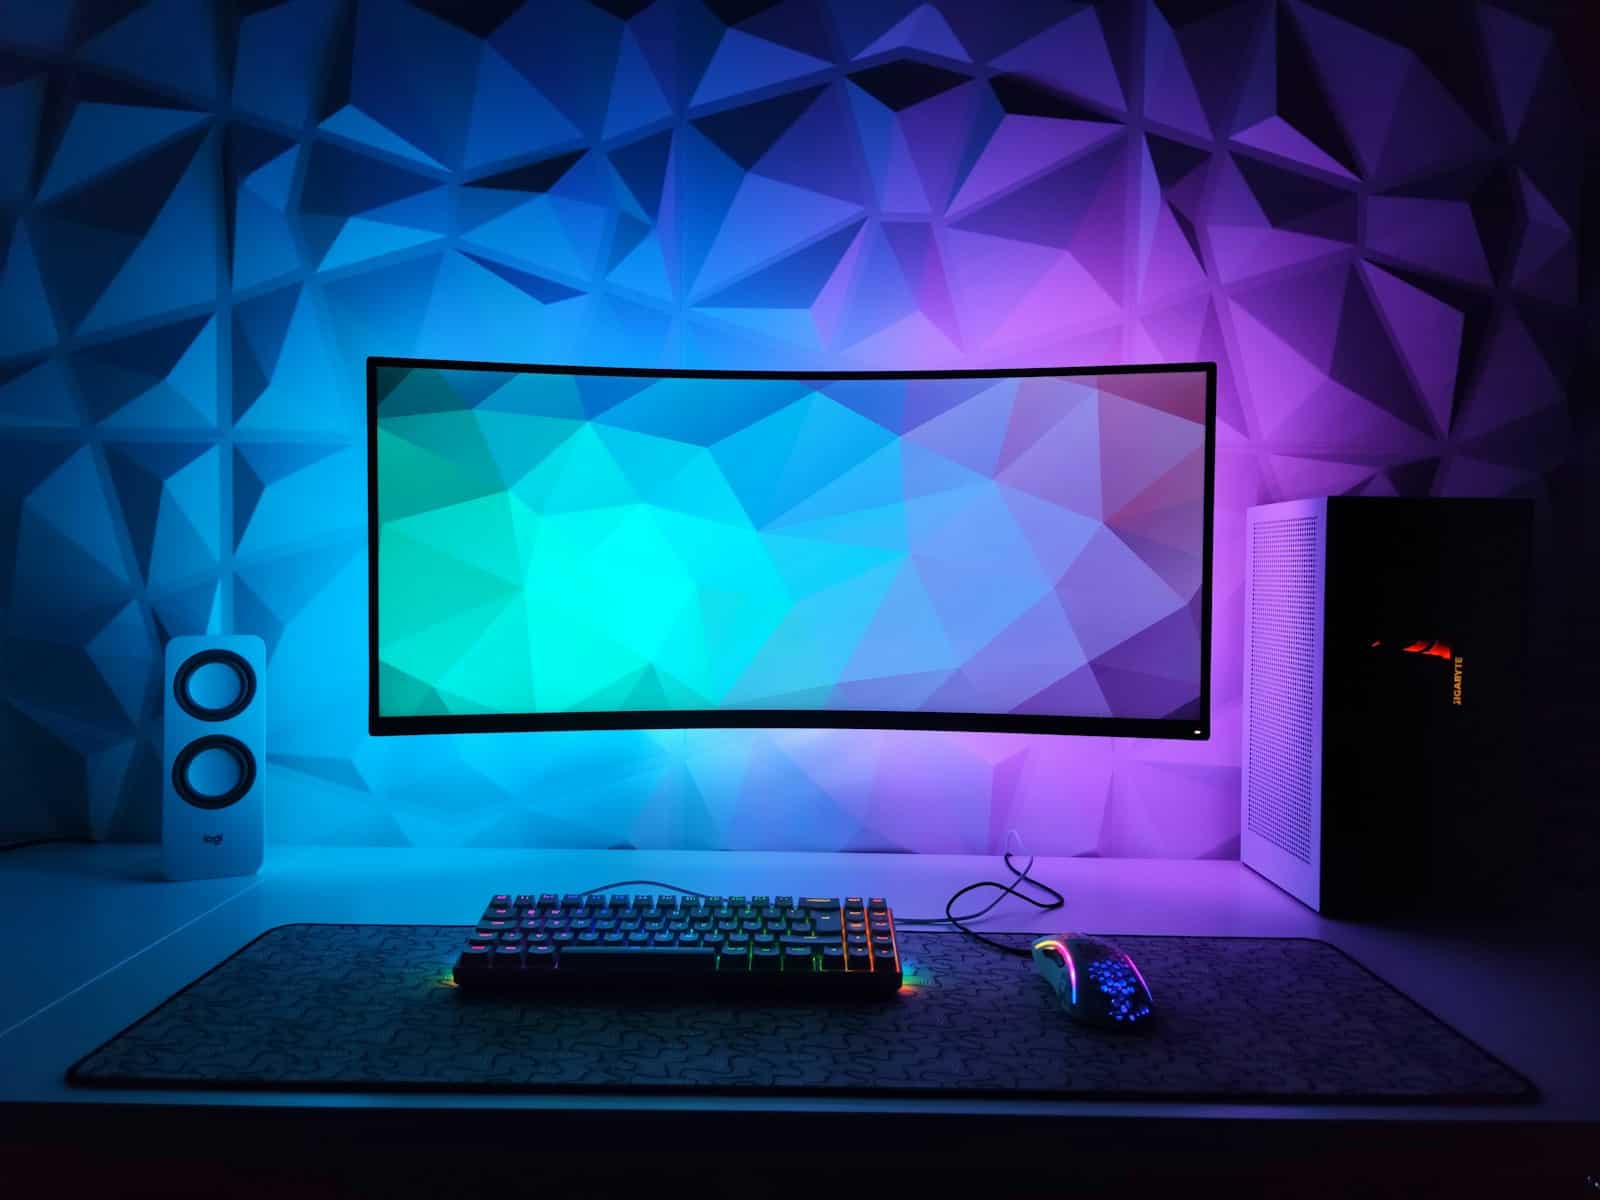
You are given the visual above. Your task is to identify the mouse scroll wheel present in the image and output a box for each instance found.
[1039,944,1065,966]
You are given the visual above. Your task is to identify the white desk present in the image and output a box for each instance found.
[2,844,1596,1192]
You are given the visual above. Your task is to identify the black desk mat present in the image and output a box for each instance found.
[67,925,1534,1103]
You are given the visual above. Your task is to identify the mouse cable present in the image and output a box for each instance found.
[897,848,1064,958]
[893,848,1055,925]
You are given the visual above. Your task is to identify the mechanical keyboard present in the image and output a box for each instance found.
[453,892,903,998]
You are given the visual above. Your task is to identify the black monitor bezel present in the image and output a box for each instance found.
[367,356,1216,740]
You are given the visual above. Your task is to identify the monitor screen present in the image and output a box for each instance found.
[368,359,1215,738]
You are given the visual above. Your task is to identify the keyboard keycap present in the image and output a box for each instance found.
[780,934,830,948]
[561,945,716,972]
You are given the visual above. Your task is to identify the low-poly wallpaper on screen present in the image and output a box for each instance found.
[376,366,1208,721]
[0,1,1583,857]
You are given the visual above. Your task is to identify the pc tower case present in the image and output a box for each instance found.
[1241,497,1532,916]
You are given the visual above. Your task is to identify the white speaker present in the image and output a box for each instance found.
[162,635,265,881]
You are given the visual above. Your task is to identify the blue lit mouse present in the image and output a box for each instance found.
[1032,934,1154,1031]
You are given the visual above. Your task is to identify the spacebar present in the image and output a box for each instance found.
[557,946,716,972]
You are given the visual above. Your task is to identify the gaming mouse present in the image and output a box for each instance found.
[1031,934,1154,1030]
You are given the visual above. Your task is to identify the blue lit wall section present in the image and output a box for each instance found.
[0,1,1584,855]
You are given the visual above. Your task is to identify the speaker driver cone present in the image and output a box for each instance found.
[172,734,256,811]
[174,649,256,722]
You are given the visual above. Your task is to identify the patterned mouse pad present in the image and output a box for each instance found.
[67,925,1533,1102]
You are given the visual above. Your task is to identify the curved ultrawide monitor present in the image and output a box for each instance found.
[368,358,1215,739]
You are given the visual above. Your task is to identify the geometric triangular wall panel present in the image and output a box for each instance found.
[0,1,1586,856]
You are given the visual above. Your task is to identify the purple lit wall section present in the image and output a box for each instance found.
[0,1,1588,864]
